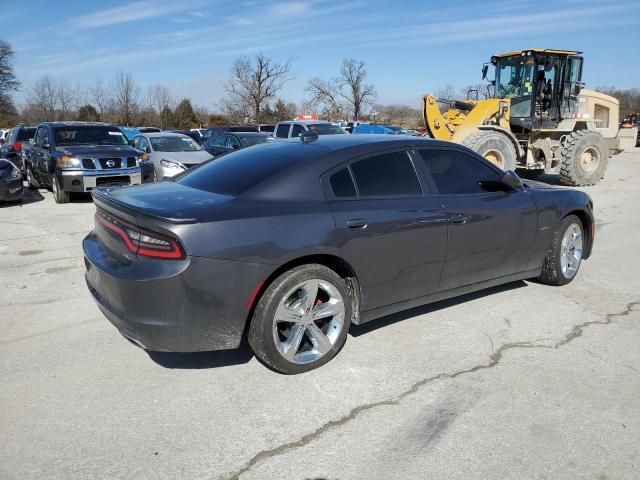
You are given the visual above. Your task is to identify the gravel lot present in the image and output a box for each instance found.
[1,150,639,480]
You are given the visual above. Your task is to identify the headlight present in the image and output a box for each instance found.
[160,159,185,170]
[56,155,81,169]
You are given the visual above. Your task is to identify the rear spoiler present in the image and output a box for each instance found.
[91,188,197,224]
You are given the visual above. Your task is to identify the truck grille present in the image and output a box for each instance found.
[96,176,130,187]
[99,158,122,169]
[82,159,95,169]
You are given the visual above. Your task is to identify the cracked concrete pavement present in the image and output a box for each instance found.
[1,149,639,479]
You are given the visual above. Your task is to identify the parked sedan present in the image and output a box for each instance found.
[203,132,274,157]
[130,132,213,180]
[83,135,594,374]
[0,158,24,202]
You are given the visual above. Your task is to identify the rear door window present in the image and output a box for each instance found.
[275,124,290,138]
[350,151,422,197]
[329,168,357,198]
[416,149,500,195]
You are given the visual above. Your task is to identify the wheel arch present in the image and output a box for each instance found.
[244,254,361,333]
[563,208,594,260]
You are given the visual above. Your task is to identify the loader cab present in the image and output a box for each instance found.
[490,49,584,132]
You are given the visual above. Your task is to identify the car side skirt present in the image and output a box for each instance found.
[356,269,542,324]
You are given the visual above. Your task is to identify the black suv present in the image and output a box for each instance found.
[1,126,37,174]
[23,122,146,204]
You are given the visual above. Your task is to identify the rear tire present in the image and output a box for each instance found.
[463,130,517,171]
[538,215,584,286]
[559,130,608,186]
[52,174,70,204]
[248,264,352,374]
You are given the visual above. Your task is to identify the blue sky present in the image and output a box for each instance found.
[3,0,640,111]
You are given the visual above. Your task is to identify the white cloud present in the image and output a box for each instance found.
[72,0,208,29]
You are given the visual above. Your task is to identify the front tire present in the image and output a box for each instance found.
[52,174,70,204]
[248,264,352,374]
[559,130,608,186]
[538,215,584,286]
[463,130,517,171]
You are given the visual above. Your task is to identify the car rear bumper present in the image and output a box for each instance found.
[0,178,24,201]
[83,231,271,352]
[60,169,142,192]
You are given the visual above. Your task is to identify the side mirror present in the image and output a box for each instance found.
[145,146,151,154]
[500,170,523,190]
[232,144,240,150]
[482,64,489,80]
[42,143,50,150]
[128,139,135,147]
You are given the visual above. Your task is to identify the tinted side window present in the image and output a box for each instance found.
[329,168,357,198]
[416,149,500,195]
[351,151,421,197]
[291,124,305,137]
[275,124,289,138]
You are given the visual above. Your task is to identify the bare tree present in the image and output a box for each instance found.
[305,77,343,119]
[113,71,139,125]
[336,59,376,120]
[304,59,376,120]
[434,84,458,101]
[226,52,293,120]
[56,80,84,119]
[149,83,173,112]
[89,79,111,120]
[27,75,57,121]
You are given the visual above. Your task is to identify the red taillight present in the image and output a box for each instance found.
[591,223,595,240]
[95,210,184,259]
[12,142,23,152]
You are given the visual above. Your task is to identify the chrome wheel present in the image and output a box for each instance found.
[272,279,345,365]
[560,223,583,279]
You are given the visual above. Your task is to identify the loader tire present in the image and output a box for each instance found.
[559,130,608,186]
[462,130,516,171]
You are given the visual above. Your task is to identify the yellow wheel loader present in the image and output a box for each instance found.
[422,49,638,186]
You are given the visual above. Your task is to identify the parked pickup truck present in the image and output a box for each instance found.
[24,122,149,203]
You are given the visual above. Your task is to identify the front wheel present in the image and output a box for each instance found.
[248,264,352,374]
[52,174,70,204]
[538,215,584,286]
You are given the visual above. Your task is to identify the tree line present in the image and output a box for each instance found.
[1,38,639,130]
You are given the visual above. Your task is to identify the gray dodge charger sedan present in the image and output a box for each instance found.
[83,135,594,374]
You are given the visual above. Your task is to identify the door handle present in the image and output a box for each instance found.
[450,214,468,224]
[346,218,367,229]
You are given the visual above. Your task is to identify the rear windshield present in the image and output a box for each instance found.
[54,126,127,146]
[177,142,307,196]
[17,128,36,141]
[150,136,202,152]
[239,135,273,147]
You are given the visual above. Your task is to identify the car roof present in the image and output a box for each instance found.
[229,132,271,137]
[43,121,115,127]
[278,120,332,125]
[279,134,445,151]
[139,132,193,138]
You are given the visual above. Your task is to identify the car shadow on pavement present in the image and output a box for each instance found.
[349,280,528,337]
[146,338,254,369]
[0,185,44,207]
